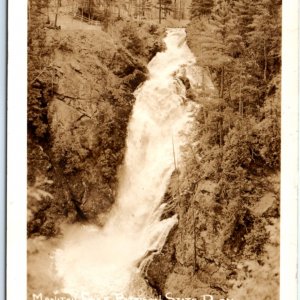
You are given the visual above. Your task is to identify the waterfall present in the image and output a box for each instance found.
[54,28,199,298]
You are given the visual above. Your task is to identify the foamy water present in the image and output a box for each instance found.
[53,28,201,298]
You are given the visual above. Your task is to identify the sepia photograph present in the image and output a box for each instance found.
[25,0,282,299]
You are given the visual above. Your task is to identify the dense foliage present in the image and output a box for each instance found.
[28,0,281,296]
[145,1,281,298]
[27,0,165,236]
[190,0,214,18]
[28,0,53,140]
[186,0,281,192]
[181,0,281,293]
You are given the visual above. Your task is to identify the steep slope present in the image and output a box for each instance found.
[28,20,165,236]
[143,2,281,296]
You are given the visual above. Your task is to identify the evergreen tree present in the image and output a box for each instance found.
[190,0,214,19]
[232,0,258,38]
[162,0,173,17]
[247,0,281,82]
[182,1,281,289]
[140,0,152,17]
[157,0,173,20]
[194,0,243,98]
[28,0,54,139]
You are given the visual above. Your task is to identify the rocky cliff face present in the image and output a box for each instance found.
[144,173,279,299]
[28,22,165,237]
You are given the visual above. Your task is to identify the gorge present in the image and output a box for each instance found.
[53,28,199,298]
[27,1,281,299]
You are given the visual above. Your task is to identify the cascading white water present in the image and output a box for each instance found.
[54,28,199,298]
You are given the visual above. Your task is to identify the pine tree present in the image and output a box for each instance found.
[28,0,53,139]
[157,0,172,20]
[190,0,214,19]
[162,0,173,17]
[247,0,281,82]
[195,0,243,98]
[140,0,152,17]
[232,0,258,38]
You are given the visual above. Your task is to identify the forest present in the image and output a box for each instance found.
[27,0,281,299]
[144,1,281,298]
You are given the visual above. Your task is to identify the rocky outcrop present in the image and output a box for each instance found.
[28,22,165,237]
[144,172,279,298]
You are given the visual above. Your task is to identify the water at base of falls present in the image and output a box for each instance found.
[54,28,200,298]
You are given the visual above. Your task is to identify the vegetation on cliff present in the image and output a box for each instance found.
[28,0,165,237]
[145,0,281,299]
[28,0,281,298]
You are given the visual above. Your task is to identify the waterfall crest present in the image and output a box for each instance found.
[54,28,199,298]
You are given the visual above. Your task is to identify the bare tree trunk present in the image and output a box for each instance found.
[137,0,140,19]
[264,37,267,82]
[220,66,224,99]
[72,0,74,16]
[88,0,92,23]
[127,0,131,17]
[201,68,205,92]
[46,0,50,24]
[173,0,177,19]
[181,0,185,19]
[192,196,197,274]
[179,0,182,21]
[239,80,243,117]
[54,0,59,27]
[219,121,223,147]
[172,135,177,171]
[159,0,162,24]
